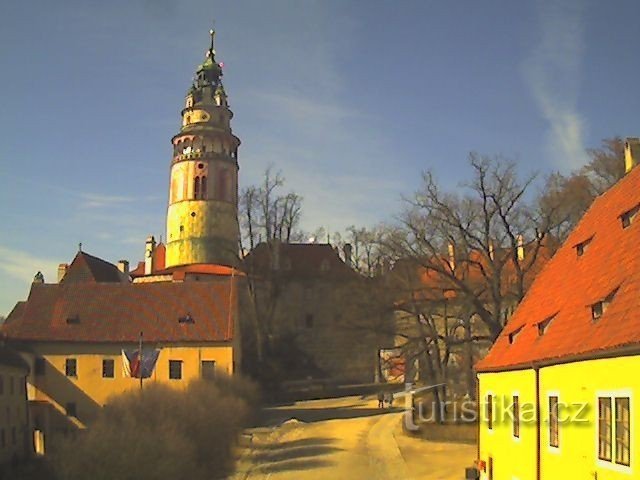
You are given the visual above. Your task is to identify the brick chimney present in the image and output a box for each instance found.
[517,235,525,261]
[57,263,69,283]
[145,236,156,275]
[448,244,456,271]
[624,137,639,173]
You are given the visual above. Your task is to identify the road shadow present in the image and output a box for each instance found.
[262,406,404,425]
[251,436,340,475]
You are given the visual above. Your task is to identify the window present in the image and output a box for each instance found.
[537,314,557,336]
[65,359,77,377]
[0,429,4,448]
[201,175,207,199]
[575,237,593,257]
[102,359,114,378]
[508,326,524,344]
[620,205,639,229]
[11,427,15,445]
[615,397,630,466]
[9,377,13,395]
[549,396,559,447]
[65,402,77,418]
[201,360,216,380]
[0,376,3,395]
[488,457,493,480]
[34,357,46,375]
[305,314,314,329]
[598,397,613,461]
[513,395,520,438]
[194,176,201,199]
[169,360,182,380]
[178,314,195,324]
[487,394,493,430]
[66,315,80,324]
[592,288,619,321]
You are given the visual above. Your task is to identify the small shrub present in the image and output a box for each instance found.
[53,375,259,480]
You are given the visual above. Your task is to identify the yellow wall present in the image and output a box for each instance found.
[479,356,640,479]
[478,370,538,480]
[0,364,29,464]
[21,342,233,449]
[540,356,639,479]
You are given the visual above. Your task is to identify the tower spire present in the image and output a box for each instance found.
[207,28,216,58]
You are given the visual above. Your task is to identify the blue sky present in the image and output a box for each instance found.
[1,0,638,315]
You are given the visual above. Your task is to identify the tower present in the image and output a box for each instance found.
[165,30,241,268]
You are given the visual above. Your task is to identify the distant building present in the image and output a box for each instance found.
[475,140,640,479]
[0,344,30,464]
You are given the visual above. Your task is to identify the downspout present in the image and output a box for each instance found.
[535,365,541,480]
[476,372,480,461]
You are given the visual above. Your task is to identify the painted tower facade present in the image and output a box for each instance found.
[165,30,240,268]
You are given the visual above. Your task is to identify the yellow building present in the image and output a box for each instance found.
[3,250,241,452]
[475,142,640,479]
[0,345,30,465]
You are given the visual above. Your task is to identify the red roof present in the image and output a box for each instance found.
[62,251,124,283]
[129,243,166,277]
[476,166,640,372]
[3,279,236,344]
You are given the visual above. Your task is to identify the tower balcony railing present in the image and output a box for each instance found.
[173,151,237,163]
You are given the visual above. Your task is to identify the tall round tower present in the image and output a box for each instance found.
[165,30,240,268]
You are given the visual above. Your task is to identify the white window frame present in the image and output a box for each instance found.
[595,389,633,474]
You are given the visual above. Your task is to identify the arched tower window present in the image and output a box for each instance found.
[201,175,207,199]
[194,176,201,199]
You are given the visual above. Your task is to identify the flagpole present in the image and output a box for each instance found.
[139,331,143,391]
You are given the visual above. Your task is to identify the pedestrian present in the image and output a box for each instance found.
[377,391,385,408]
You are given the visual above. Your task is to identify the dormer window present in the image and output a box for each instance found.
[508,325,524,344]
[537,313,557,336]
[66,315,80,325]
[575,236,593,257]
[591,288,619,321]
[620,205,639,229]
[178,314,194,324]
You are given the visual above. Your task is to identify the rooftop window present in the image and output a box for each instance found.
[620,204,639,229]
[66,315,80,325]
[508,325,524,344]
[574,236,593,257]
[178,314,195,324]
[591,287,619,321]
[537,313,557,336]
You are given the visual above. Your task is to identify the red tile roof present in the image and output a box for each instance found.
[129,243,166,277]
[3,279,236,343]
[476,166,640,372]
[62,251,124,284]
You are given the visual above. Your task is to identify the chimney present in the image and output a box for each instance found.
[117,260,129,275]
[145,236,156,275]
[343,243,353,268]
[517,235,525,261]
[488,240,495,260]
[57,263,69,283]
[447,244,456,271]
[624,137,639,173]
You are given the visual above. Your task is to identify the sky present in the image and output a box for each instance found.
[0,0,639,315]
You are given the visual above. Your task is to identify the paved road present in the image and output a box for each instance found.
[232,396,475,480]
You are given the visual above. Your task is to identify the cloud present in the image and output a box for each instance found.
[523,0,587,170]
[0,245,60,285]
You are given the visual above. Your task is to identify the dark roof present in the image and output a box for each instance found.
[0,344,29,371]
[2,279,236,343]
[476,165,640,372]
[62,251,124,284]
[243,242,357,278]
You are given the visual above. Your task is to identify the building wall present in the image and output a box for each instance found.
[478,356,640,479]
[539,356,639,479]
[20,342,233,451]
[166,199,239,267]
[0,364,29,464]
[477,369,538,480]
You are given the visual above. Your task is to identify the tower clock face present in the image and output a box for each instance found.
[183,109,210,126]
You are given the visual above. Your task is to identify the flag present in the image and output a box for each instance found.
[122,348,160,379]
